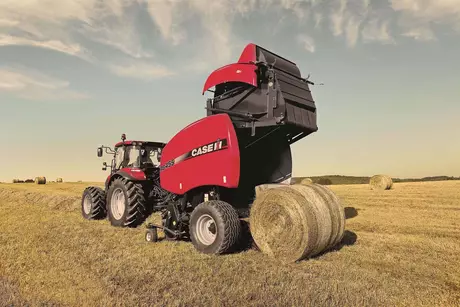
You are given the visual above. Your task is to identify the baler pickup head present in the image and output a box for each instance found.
[203,43,318,147]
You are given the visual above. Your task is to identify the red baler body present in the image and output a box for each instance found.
[159,113,240,195]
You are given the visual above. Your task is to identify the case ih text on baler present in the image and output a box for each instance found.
[81,43,345,259]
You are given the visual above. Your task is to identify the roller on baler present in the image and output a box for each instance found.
[81,43,345,262]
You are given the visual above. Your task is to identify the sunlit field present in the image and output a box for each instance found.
[1,180,459,306]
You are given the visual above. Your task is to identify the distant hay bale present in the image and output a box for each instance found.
[316,178,333,185]
[12,179,19,183]
[300,178,313,185]
[249,183,345,263]
[34,177,46,185]
[369,174,393,190]
[25,179,34,183]
[56,178,63,183]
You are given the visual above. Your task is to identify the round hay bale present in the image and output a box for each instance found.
[249,183,345,263]
[369,174,393,190]
[255,183,289,197]
[56,178,63,183]
[300,178,313,185]
[288,184,345,255]
[306,184,345,247]
[34,176,46,185]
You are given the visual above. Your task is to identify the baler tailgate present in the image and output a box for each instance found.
[276,71,316,111]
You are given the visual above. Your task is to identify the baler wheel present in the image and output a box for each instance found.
[106,177,147,228]
[145,228,158,242]
[189,200,241,254]
[81,186,107,220]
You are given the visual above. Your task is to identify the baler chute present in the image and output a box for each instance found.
[81,43,345,263]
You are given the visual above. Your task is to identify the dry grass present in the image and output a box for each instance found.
[0,180,459,306]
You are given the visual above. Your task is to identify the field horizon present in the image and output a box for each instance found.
[4,173,460,186]
[1,180,459,306]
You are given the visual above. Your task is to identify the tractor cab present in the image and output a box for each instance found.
[97,134,166,173]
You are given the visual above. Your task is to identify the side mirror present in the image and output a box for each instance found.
[102,162,107,171]
[97,147,103,157]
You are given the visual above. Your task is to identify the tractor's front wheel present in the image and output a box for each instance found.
[81,186,107,220]
[106,178,147,228]
[189,200,241,254]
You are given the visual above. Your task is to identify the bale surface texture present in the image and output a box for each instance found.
[249,184,345,263]
[34,177,46,185]
[300,178,313,185]
[370,175,393,190]
[255,183,290,197]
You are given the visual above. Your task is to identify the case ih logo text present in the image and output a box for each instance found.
[191,140,224,157]
[160,138,228,171]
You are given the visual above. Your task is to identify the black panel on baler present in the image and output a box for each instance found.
[256,46,301,78]
[208,45,318,147]
[275,69,317,132]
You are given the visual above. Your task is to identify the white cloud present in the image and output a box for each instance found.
[401,27,436,41]
[361,19,395,44]
[0,0,460,87]
[329,0,375,47]
[109,62,175,80]
[314,12,323,28]
[0,34,92,61]
[145,0,185,46]
[390,0,460,40]
[0,0,150,60]
[297,34,316,53]
[0,66,89,101]
[0,18,18,27]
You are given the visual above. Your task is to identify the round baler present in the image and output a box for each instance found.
[81,43,345,262]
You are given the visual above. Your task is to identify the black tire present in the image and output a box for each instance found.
[145,228,158,242]
[81,186,107,220]
[189,200,241,254]
[106,177,147,228]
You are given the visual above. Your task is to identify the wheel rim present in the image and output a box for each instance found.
[83,194,92,215]
[196,214,217,245]
[146,232,152,241]
[110,188,126,220]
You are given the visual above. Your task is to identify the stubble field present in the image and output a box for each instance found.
[0,180,459,306]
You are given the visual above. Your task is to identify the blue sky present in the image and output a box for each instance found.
[1,0,459,182]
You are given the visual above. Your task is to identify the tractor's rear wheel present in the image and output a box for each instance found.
[189,200,241,254]
[106,177,147,228]
[81,186,107,220]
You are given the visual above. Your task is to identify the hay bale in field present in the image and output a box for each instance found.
[369,174,393,190]
[24,179,34,183]
[255,183,290,197]
[316,178,332,185]
[34,177,46,185]
[12,179,19,183]
[56,178,63,183]
[249,183,345,263]
[300,178,313,185]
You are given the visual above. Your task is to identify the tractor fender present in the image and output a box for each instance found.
[105,168,146,190]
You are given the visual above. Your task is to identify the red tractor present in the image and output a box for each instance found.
[81,43,342,258]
